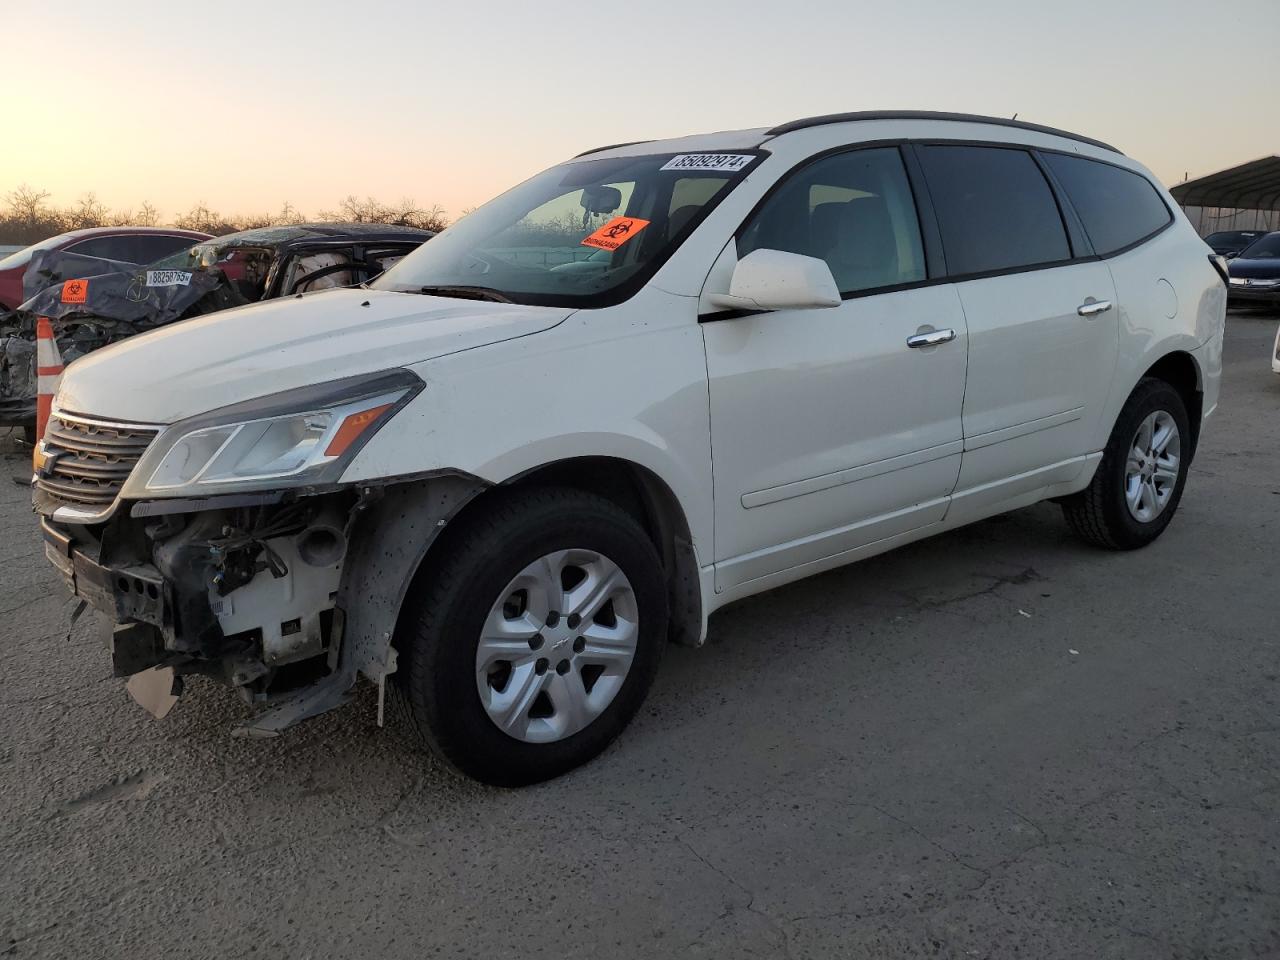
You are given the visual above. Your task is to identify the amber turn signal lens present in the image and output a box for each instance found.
[324,403,394,458]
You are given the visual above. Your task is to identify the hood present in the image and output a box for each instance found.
[1227,257,1280,279]
[56,288,572,422]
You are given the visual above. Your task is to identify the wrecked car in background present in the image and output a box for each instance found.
[0,226,211,312]
[1,224,432,436]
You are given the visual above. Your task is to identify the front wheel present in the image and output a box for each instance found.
[1062,378,1192,550]
[392,488,668,786]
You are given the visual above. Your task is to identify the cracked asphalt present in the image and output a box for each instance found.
[3,310,1278,959]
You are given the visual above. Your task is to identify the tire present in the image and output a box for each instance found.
[23,423,36,446]
[391,487,668,786]
[1062,378,1192,550]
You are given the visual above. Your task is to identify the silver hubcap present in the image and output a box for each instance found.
[1125,410,1181,523]
[475,549,638,744]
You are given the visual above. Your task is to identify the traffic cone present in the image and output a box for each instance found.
[35,316,64,445]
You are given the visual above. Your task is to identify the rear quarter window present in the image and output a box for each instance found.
[1042,154,1172,256]
[916,145,1071,277]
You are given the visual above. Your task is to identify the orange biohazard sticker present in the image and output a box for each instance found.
[61,279,88,304]
[581,217,650,252]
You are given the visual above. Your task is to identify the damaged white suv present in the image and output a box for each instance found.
[36,112,1225,785]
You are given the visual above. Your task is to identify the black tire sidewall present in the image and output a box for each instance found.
[404,491,667,786]
[1098,380,1191,548]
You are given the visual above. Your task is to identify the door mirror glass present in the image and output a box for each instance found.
[709,248,841,311]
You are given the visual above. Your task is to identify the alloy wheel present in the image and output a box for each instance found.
[1124,409,1181,523]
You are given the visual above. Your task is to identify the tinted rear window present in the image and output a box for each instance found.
[917,145,1070,276]
[127,234,199,264]
[1043,154,1171,256]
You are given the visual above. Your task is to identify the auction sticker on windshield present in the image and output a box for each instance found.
[146,270,192,287]
[659,154,754,172]
[582,217,650,252]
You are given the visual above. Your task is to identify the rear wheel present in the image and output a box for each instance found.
[392,488,668,786]
[1062,378,1191,550]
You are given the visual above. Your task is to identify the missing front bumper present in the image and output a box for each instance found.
[42,518,173,637]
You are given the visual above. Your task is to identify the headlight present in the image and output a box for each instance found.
[123,369,422,498]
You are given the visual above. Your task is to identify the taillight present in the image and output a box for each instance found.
[1209,254,1230,285]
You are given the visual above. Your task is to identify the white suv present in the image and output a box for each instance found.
[37,112,1226,785]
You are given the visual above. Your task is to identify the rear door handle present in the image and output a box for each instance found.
[1077,299,1113,317]
[906,328,956,348]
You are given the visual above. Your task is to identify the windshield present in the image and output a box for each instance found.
[0,234,68,271]
[1238,234,1280,259]
[372,151,761,307]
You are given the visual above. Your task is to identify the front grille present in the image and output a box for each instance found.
[37,413,160,506]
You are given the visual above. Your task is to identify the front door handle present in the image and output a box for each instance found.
[906,328,956,348]
[1077,299,1113,317]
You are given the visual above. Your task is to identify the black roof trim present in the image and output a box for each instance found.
[573,140,655,158]
[765,111,1122,154]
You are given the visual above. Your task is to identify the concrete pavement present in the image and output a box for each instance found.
[2,310,1277,959]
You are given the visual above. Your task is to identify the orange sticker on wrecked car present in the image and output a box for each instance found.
[581,217,650,252]
[61,279,89,304]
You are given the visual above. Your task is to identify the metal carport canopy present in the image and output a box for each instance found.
[1170,155,1280,210]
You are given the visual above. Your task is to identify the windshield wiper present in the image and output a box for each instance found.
[417,285,512,303]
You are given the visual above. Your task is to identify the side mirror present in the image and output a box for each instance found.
[708,249,841,311]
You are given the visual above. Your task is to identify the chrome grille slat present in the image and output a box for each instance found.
[42,429,151,457]
[35,474,123,504]
[47,460,136,480]
[36,414,160,507]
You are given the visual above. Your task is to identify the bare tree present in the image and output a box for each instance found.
[1,184,63,244]
[5,184,51,223]
[318,196,448,231]
[0,186,449,244]
[174,202,240,235]
[175,202,213,232]
[401,202,449,232]
[136,201,160,227]
[65,192,109,229]
[275,201,305,225]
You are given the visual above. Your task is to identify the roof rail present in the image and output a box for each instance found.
[574,140,655,158]
[765,111,1122,154]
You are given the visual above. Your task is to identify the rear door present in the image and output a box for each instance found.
[703,145,968,590]
[913,144,1118,511]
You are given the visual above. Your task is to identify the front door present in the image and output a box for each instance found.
[702,146,968,591]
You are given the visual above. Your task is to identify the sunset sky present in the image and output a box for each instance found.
[3,0,1277,224]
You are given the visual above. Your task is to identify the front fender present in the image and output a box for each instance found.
[336,473,487,687]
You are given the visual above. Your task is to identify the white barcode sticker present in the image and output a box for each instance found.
[146,270,192,287]
[660,154,754,173]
